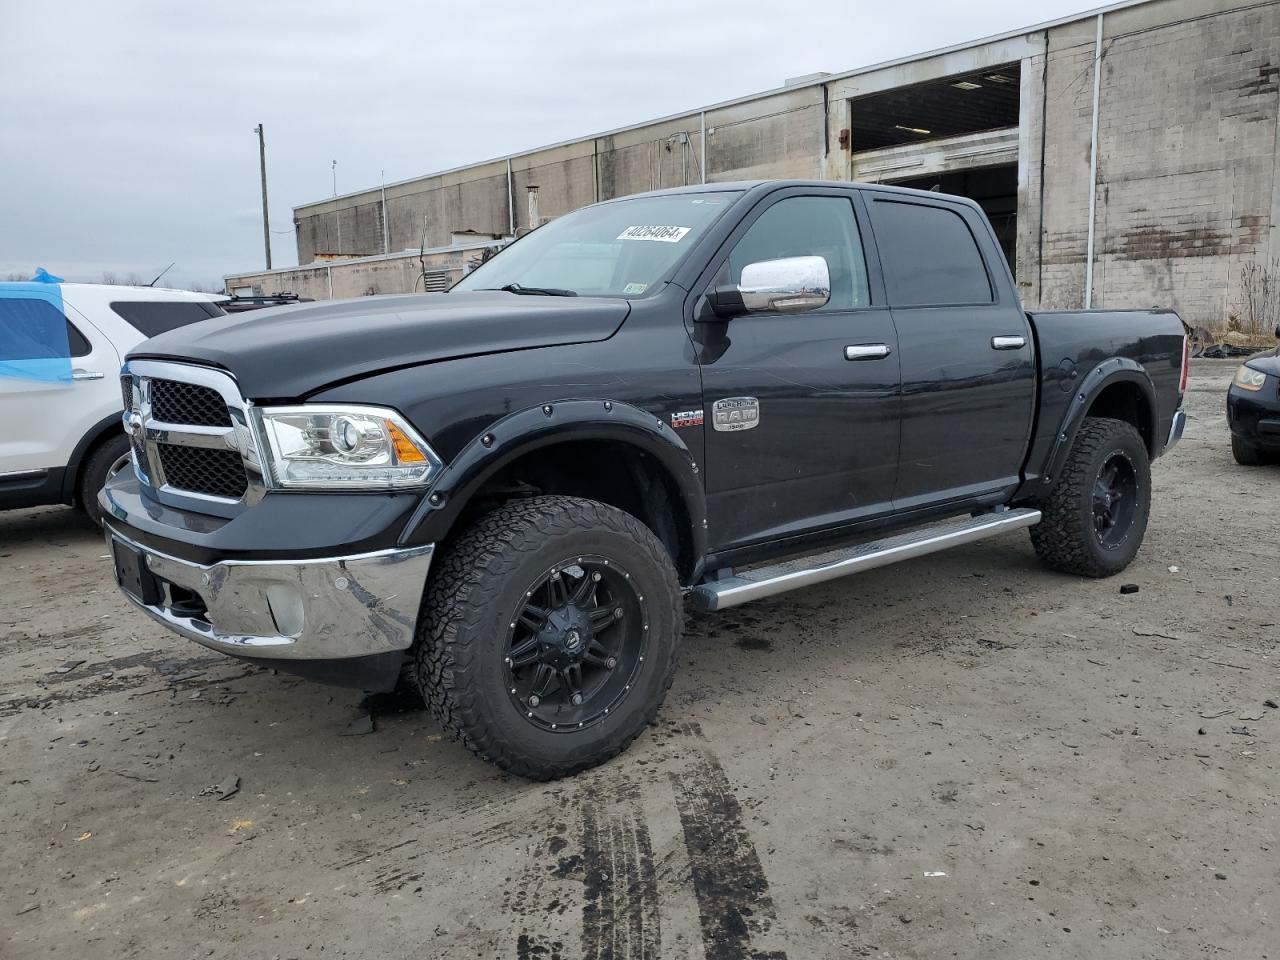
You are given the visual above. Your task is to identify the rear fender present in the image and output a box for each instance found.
[1040,358,1157,488]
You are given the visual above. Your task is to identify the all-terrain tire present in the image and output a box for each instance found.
[415,495,682,780]
[1030,417,1151,578]
[1231,434,1265,466]
[79,433,131,529]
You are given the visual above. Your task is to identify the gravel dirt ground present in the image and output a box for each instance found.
[2,358,1276,960]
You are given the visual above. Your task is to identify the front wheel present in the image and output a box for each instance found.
[415,495,682,780]
[79,433,132,529]
[1231,435,1265,466]
[1030,417,1152,578]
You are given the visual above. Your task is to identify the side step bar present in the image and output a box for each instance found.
[689,508,1041,612]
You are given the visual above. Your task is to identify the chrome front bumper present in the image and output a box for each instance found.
[105,526,433,660]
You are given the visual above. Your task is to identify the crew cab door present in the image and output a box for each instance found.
[691,189,901,550]
[865,193,1035,509]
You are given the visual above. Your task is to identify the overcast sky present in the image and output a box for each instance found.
[2,0,1094,289]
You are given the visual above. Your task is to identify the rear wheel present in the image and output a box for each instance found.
[415,495,682,780]
[1231,434,1265,466]
[1030,417,1151,578]
[79,434,132,529]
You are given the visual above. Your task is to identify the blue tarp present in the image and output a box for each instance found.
[0,281,73,383]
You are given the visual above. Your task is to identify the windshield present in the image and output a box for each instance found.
[453,192,738,297]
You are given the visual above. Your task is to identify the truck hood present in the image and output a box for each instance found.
[129,291,630,398]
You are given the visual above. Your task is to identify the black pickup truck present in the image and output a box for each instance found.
[101,180,1187,779]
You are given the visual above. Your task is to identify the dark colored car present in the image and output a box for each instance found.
[100,180,1188,779]
[1226,330,1280,465]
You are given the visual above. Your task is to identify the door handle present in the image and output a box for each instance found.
[845,344,891,361]
[72,370,105,381]
[991,336,1026,350]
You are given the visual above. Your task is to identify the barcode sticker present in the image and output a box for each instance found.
[617,225,691,243]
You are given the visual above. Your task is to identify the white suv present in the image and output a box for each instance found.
[0,282,227,526]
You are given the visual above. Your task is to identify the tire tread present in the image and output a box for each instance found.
[415,495,681,780]
[1030,417,1151,578]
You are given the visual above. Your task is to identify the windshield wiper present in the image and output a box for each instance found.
[490,282,578,297]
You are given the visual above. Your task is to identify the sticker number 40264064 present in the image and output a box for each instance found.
[617,225,691,243]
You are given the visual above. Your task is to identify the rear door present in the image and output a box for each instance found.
[866,193,1035,510]
[694,188,902,549]
[0,284,121,475]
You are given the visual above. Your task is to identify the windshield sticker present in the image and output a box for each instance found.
[623,282,648,295]
[617,225,691,243]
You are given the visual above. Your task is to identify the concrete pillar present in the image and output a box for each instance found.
[824,93,851,181]
[1015,48,1047,307]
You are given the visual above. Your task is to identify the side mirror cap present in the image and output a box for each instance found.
[707,256,831,319]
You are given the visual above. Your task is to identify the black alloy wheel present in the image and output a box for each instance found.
[503,556,648,732]
[1091,451,1138,549]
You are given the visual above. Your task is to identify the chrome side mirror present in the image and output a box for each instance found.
[708,256,831,318]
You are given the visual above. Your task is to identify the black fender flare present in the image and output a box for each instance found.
[397,399,707,575]
[1041,357,1158,488]
[61,412,125,504]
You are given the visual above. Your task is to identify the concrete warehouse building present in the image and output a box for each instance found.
[226,0,1280,333]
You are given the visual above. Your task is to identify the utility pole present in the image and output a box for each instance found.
[254,124,272,270]
[381,169,389,255]
[332,159,337,197]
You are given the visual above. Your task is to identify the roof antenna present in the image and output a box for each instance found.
[147,262,176,287]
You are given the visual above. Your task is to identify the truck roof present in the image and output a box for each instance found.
[604,178,985,211]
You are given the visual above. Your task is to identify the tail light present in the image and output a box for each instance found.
[1178,334,1189,396]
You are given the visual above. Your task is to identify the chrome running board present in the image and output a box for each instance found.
[689,508,1041,612]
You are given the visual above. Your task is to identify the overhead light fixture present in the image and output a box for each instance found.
[893,125,932,135]
[951,80,983,90]
[985,73,1014,84]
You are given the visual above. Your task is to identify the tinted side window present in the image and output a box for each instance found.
[66,322,92,357]
[728,196,870,310]
[110,300,223,338]
[872,200,993,306]
[0,298,74,360]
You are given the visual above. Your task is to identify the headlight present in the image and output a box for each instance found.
[1234,365,1268,392]
[257,405,442,489]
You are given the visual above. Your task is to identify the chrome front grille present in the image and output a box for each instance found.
[120,361,265,512]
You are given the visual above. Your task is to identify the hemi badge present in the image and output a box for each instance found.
[671,409,704,428]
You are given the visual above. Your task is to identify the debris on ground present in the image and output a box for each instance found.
[750,714,768,725]
[1229,726,1253,736]
[199,774,240,801]
[1120,584,1140,595]
[341,714,375,736]
[53,660,85,674]
[1265,699,1278,710]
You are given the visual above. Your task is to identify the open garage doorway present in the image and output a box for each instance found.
[888,165,1018,277]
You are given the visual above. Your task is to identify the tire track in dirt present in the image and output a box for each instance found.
[578,777,661,960]
[510,772,661,960]
[670,722,787,960]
